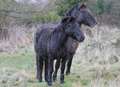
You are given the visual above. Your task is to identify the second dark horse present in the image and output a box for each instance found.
[53,3,97,82]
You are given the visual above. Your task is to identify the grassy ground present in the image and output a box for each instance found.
[0,49,88,87]
[0,48,120,87]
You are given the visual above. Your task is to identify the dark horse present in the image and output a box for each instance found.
[34,16,85,86]
[53,3,97,82]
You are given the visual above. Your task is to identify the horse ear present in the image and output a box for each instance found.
[61,16,76,24]
[80,3,87,9]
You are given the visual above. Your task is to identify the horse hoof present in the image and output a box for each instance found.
[66,71,70,75]
[53,78,56,82]
[53,74,57,82]
[38,80,42,82]
[48,82,52,86]
[45,79,48,82]
[60,80,64,84]
[53,77,57,82]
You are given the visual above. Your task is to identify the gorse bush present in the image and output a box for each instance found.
[32,11,60,23]
[92,0,113,15]
[96,0,105,14]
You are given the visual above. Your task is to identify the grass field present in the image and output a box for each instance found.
[0,48,120,87]
[0,50,89,87]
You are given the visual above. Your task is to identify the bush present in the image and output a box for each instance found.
[32,11,61,23]
[91,0,113,15]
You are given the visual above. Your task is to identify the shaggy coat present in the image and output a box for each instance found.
[34,17,85,86]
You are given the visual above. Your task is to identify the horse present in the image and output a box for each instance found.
[34,16,85,86]
[53,3,97,82]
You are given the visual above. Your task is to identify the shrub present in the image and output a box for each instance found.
[32,11,61,23]
[91,0,113,15]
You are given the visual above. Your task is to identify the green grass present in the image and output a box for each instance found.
[0,49,120,87]
[0,51,84,87]
[0,52,34,70]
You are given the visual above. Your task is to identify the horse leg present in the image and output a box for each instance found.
[45,60,48,82]
[36,54,43,82]
[47,58,54,86]
[60,58,67,84]
[53,59,61,81]
[66,54,74,75]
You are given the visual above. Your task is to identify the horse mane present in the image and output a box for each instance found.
[65,3,80,16]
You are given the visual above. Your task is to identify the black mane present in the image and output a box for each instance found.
[65,3,79,16]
